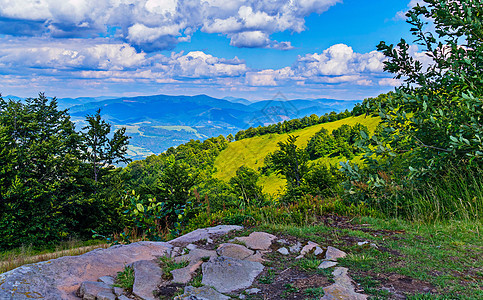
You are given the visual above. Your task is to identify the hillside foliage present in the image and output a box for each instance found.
[0,0,481,252]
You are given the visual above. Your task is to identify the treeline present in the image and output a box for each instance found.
[233,91,391,141]
[234,110,353,141]
[0,94,131,249]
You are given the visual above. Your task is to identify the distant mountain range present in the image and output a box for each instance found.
[3,94,361,160]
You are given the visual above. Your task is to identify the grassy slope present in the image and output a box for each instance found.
[214,115,380,194]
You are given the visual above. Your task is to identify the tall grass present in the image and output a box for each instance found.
[371,166,483,223]
[0,239,108,274]
[408,166,483,223]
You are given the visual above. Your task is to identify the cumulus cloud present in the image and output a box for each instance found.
[0,38,417,98]
[0,38,248,82]
[0,0,341,51]
[293,44,386,77]
[379,78,402,86]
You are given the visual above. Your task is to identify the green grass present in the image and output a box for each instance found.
[293,254,323,271]
[258,268,276,284]
[304,286,325,298]
[213,115,380,194]
[256,217,482,299]
[0,239,107,273]
[114,266,135,292]
[158,256,190,280]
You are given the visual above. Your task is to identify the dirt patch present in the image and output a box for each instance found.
[249,267,331,300]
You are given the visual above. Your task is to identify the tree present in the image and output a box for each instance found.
[303,163,344,198]
[0,94,86,248]
[229,166,264,207]
[82,109,131,183]
[269,135,308,187]
[370,0,483,171]
[341,0,483,210]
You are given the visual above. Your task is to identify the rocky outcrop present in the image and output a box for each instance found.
[201,256,264,293]
[0,241,172,299]
[0,225,367,300]
[169,225,243,247]
[130,260,163,300]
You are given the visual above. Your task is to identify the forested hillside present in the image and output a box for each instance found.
[214,114,380,194]
[1,1,481,298]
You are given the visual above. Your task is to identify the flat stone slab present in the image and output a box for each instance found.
[217,243,254,260]
[131,260,163,300]
[0,241,172,300]
[202,256,264,293]
[96,290,117,300]
[318,261,338,269]
[325,246,347,261]
[277,247,289,255]
[234,232,277,250]
[322,267,367,300]
[174,285,230,300]
[77,281,112,300]
[174,248,217,264]
[169,225,243,247]
[172,248,217,284]
[98,275,115,286]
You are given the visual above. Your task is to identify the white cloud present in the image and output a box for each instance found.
[0,38,248,81]
[293,44,386,77]
[0,39,419,97]
[379,78,402,86]
[0,0,341,51]
[229,31,270,48]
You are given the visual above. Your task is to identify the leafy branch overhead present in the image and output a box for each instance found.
[371,0,483,169]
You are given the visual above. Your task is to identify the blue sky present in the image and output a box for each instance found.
[0,0,424,101]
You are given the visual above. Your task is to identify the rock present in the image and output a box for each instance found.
[325,246,347,261]
[118,296,131,300]
[300,241,320,256]
[289,242,302,253]
[96,290,117,300]
[277,239,289,245]
[174,248,217,264]
[206,238,214,244]
[244,250,266,263]
[130,260,163,300]
[239,294,246,299]
[246,288,261,294]
[169,225,243,247]
[174,285,230,300]
[217,243,254,260]
[313,246,325,256]
[171,247,181,258]
[321,267,367,300]
[234,232,277,250]
[172,248,217,284]
[357,241,369,246]
[318,261,338,269]
[77,281,112,300]
[186,244,197,251]
[98,275,115,286]
[113,287,125,296]
[202,256,264,293]
[277,247,289,255]
[0,241,172,300]
[171,261,203,284]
